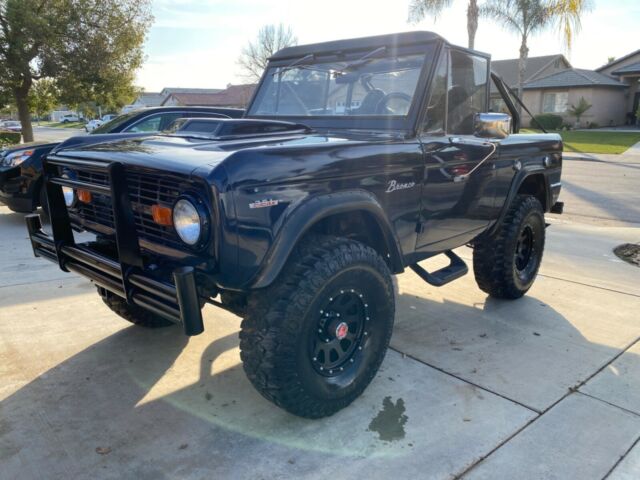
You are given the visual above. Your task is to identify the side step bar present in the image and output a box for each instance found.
[410,250,468,287]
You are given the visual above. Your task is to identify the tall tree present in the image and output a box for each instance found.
[0,0,152,142]
[409,0,481,49]
[481,0,591,105]
[238,24,297,82]
[29,78,58,124]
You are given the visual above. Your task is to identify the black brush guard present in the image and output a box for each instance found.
[25,155,204,336]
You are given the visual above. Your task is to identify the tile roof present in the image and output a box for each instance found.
[162,84,257,107]
[160,87,222,95]
[611,62,640,75]
[491,54,570,89]
[523,68,628,89]
[596,49,640,72]
[135,93,165,107]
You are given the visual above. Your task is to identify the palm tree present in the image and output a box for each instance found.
[481,0,591,104]
[409,0,481,50]
[568,96,592,127]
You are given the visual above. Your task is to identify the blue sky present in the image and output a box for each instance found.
[137,0,640,92]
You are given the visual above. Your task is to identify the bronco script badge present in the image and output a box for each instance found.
[249,199,280,209]
[386,179,416,193]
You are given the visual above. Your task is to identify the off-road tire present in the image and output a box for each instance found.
[240,235,395,418]
[97,287,174,328]
[473,195,545,299]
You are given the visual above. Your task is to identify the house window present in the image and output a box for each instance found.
[543,92,568,113]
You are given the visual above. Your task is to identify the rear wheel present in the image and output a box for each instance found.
[240,236,395,418]
[97,287,174,328]
[473,195,545,299]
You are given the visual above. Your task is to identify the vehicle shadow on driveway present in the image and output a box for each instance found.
[4,284,634,478]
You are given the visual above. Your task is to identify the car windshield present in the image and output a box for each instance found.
[91,111,140,134]
[248,52,427,118]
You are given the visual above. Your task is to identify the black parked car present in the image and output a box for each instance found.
[26,32,563,418]
[0,106,243,215]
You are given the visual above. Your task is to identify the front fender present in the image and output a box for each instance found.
[248,190,404,289]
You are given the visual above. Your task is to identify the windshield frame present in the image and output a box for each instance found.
[245,40,441,134]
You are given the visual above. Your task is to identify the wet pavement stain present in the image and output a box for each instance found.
[368,396,408,441]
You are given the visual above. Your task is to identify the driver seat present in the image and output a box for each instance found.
[354,89,385,115]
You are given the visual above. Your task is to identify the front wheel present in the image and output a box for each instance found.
[240,236,395,418]
[473,195,545,299]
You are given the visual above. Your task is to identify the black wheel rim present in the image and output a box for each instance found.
[310,289,368,377]
[515,224,535,272]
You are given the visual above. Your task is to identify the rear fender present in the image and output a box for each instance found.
[488,168,551,236]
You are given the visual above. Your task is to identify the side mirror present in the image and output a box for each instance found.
[474,112,512,139]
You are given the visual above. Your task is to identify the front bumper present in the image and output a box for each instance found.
[0,165,34,212]
[26,156,205,336]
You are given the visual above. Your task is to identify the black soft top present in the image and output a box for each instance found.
[269,31,444,61]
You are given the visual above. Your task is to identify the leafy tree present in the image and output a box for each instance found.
[409,0,481,49]
[238,24,298,82]
[481,0,591,108]
[568,96,591,127]
[0,0,152,141]
[607,56,616,64]
[29,78,58,124]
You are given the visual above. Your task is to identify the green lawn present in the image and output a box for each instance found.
[38,120,86,129]
[522,129,640,154]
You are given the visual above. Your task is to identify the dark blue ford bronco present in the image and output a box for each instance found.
[26,31,563,418]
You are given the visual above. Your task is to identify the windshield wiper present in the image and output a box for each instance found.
[332,46,387,77]
[272,53,315,76]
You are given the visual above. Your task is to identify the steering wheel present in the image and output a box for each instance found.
[377,92,412,115]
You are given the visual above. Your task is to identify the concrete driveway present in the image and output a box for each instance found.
[1,179,640,477]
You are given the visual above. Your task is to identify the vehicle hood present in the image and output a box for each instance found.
[52,130,387,176]
[1,140,58,156]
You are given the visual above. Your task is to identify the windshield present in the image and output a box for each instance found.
[91,111,140,134]
[248,52,427,118]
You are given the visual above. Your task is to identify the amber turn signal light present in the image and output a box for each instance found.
[77,190,92,203]
[151,204,173,226]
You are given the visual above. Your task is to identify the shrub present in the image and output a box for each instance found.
[531,114,563,130]
[587,122,600,129]
[0,131,21,146]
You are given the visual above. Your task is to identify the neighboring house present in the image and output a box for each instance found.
[159,87,222,96]
[161,84,256,108]
[490,52,635,127]
[596,49,640,125]
[132,92,166,108]
[490,54,571,112]
[522,69,628,127]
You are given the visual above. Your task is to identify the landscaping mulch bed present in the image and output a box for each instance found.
[614,243,640,267]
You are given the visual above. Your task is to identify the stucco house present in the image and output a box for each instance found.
[522,68,628,127]
[596,49,640,125]
[490,50,638,128]
[161,84,256,108]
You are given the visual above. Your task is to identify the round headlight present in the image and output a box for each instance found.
[62,186,75,207]
[173,198,202,245]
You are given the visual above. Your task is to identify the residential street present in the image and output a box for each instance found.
[561,150,640,226]
[1,147,639,479]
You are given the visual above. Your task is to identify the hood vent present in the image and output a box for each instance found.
[175,118,311,139]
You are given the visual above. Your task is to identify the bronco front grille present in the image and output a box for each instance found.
[68,167,203,251]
